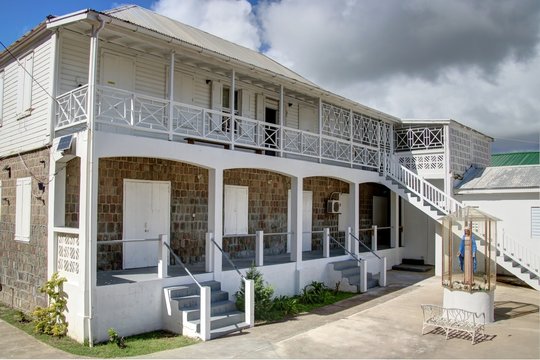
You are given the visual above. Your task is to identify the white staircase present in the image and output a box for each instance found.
[381,156,540,291]
[163,280,250,340]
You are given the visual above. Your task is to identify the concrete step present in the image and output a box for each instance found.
[166,280,222,298]
[173,290,229,309]
[183,300,238,321]
[346,273,378,289]
[185,311,246,333]
[332,259,360,270]
[210,322,250,339]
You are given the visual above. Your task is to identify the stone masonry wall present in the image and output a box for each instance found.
[224,169,290,257]
[304,177,349,248]
[0,148,49,312]
[96,157,208,270]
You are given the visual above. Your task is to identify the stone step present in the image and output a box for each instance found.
[346,274,379,289]
[183,300,238,321]
[185,311,246,333]
[173,290,230,309]
[332,259,361,271]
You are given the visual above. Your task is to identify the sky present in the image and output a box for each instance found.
[1,0,539,154]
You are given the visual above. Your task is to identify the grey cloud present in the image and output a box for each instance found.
[260,0,540,85]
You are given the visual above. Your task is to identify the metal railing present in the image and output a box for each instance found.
[349,231,381,259]
[208,235,254,329]
[163,241,202,287]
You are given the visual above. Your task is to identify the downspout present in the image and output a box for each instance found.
[85,15,105,347]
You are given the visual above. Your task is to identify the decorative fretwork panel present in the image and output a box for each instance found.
[353,114,380,147]
[449,127,471,174]
[398,154,444,172]
[56,85,88,129]
[57,232,80,275]
[322,103,350,140]
[472,138,491,168]
[353,145,379,169]
[394,127,444,151]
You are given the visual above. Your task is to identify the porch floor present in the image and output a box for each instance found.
[96,248,347,286]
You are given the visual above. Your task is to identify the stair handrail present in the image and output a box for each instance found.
[210,237,246,281]
[349,231,381,259]
[163,242,203,289]
[498,232,540,278]
[383,155,464,215]
[329,234,364,263]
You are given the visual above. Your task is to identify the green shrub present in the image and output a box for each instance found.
[235,265,274,320]
[299,281,330,304]
[32,272,68,337]
[271,295,300,316]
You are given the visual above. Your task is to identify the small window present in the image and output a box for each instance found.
[15,177,32,242]
[222,86,239,115]
[224,185,248,235]
[0,70,4,126]
[17,52,34,117]
[532,207,540,238]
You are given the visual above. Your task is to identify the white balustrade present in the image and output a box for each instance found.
[498,233,540,278]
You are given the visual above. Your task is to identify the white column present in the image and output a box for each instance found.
[168,51,175,140]
[379,257,387,287]
[290,176,303,263]
[208,168,224,281]
[256,230,264,266]
[390,192,399,248]
[200,286,211,341]
[349,182,359,255]
[359,259,368,293]
[230,69,235,150]
[279,85,284,157]
[158,234,169,278]
[318,98,323,163]
[435,222,443,276]
[323,228,330,258]
[372,225,378,251]
[205,232,214,273]
[245,279,255,327]
[47,156,65,278]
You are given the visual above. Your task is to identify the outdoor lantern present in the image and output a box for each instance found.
[441,206,499,322]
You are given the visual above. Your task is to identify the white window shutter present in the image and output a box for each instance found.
[15,177,32,241]
[23,53,34,112]
[532,207,540,238]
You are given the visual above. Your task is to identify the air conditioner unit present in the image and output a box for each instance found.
[327,200,341,214]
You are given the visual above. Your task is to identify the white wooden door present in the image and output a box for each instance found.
[123,180,170,269]
[287,190,313,252]
[224,185,249,235]
[102,53,134,90]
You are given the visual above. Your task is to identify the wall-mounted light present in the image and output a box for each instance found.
[205,79,212,85]
[453,173,463,180]
[2,165,11,178]
[38,182,46,192]
[2,197,10,205]
[288,103,293,107]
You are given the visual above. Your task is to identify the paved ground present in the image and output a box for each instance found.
[1,270,539,359]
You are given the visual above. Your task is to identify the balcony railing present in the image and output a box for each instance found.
[55,85,383,170]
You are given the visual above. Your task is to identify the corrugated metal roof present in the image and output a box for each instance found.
[455,165,540,191]
[104,5,318,88]
[491,152,539,167]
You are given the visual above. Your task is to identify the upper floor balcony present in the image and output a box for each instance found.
[55,83,393,172]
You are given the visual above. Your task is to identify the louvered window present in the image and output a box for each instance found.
[532,207,540,238]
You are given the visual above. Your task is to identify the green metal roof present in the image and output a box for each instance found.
[491,152,539,166]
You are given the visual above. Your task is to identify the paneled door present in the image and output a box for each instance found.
[123,180,170,269]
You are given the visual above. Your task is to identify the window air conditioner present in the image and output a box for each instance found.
[327,200,341,214]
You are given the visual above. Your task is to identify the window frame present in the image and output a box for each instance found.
[15,177,32,242]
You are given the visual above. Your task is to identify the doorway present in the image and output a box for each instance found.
[264,107,278,156]
[123,180,170,269]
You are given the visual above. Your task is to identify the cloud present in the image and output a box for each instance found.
[152,0,260,50]
[151,0,540,150]
[259,0,540,84]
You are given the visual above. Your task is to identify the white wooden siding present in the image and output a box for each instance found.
[285,101,299,129]
[58,32,89,94]
[0,71,4,126]
[0,37,52,156]
[135,56,166,98]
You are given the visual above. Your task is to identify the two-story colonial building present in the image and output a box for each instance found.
[1,5,536,344]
